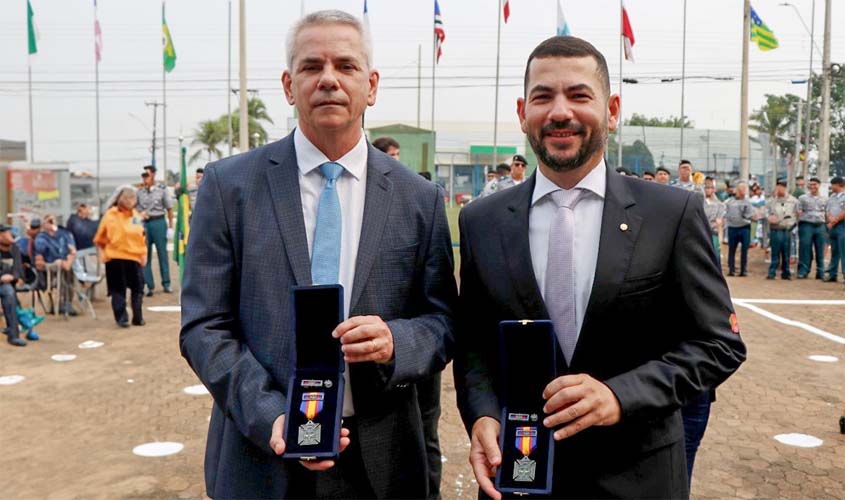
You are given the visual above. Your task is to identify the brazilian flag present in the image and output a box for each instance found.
[174,146,190,284]
[162,3,176,72]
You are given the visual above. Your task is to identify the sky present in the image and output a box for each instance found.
[1,0,843,178]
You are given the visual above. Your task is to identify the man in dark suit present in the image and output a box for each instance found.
[181,10,456,499]
[454,36,746,499]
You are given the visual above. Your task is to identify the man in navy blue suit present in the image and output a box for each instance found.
[181,10,456,499]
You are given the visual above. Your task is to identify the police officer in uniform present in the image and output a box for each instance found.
[136,165,174,295]
[703,176,726,263]
[797,177,827,279]
[765,178,798,279]
[824,177,845,283]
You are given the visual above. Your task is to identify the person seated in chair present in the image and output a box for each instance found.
[33,214,78,316]
[0,224,28,346]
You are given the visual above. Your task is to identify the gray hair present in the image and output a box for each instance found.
[107,185,138,209]
[285,10,373,70]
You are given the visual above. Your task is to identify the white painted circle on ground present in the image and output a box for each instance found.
[0,375,25,385]
[183,384,210,396]
[132,442,184,457]
[78,340,104,349]
[774,433,823,448]
[51,354,77,362]
[147,306,181,312]
[127,379,135,384]
[808,355,838,363]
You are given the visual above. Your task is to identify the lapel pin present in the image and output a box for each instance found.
[619,223,629,232]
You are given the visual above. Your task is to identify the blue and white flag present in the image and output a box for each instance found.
[556,1,571,36]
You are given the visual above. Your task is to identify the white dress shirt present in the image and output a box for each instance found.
[529,160,606,345]
[295,127,368,416]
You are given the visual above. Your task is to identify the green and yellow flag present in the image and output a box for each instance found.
[162,3,176,72]
[27,0,38,55]
[750,6,778,51]
[174,146,190,283]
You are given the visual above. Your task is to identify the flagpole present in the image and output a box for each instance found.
[740,0,750,181]
[95,32,101,208]
[680,0,687,160]
[417,44,422,128]
[431,1,436,131]
[28,64,34,162]
[617,0,623,169]
[803,0,815,180]
[162,1,168,182]
[227,0,233,156]
[493,0,502,167]
[238,0,249,153]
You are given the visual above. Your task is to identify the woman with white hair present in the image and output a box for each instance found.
[94,186,148,327]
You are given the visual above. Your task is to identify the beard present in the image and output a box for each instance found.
[527,120,606,173]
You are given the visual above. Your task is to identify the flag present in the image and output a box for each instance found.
[503,0,510,23]
[750,6,779,51]
[434,0,445,63]
[556,1,571,36]
[174,146,190,283]
[162,3,176,72]
[363,0,370,32]
[27,0,38,55]
[621,1,635,62]
[94,0,103,63]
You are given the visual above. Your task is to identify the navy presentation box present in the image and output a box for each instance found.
[495,320,556,496]
[282,284,345,460]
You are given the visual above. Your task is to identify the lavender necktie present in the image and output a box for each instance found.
[545,188,584,364]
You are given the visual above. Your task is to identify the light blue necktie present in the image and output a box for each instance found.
[311,162,344,285]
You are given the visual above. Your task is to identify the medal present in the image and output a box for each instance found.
[297,392,324,446]
[512,426,537,482]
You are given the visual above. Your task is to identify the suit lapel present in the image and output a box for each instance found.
[576,168,641,362]
[266,135,312,286]
[349,144,393,313]
[500,175,548,320]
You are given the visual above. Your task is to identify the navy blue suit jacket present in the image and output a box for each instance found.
[180,133,457,499]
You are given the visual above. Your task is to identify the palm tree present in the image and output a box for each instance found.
[750,94,801,181]
[189,119,225,165]
[223,96,275,150]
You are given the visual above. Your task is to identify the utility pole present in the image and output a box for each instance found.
[804,0,816,181]
[145,101,164,169]
[740,0,751,181]
[818,0,832,183]
[238,0,249,152]
[492,0,503,167]
[227,0,233,156]
[680,0,687,159]
[417,44,422,128]
[792,100,802,192]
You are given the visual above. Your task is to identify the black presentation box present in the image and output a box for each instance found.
[495,320,556,496]
[282,284,345,460]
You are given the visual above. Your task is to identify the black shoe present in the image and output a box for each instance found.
[782,275,792,280]
[132,319,146,326]
[7,336,26,346]
[816,275,825,280]
[739,272,748,277]
[163,286,173,294]
[766,275,775,280]
[823,276,837,283]
[145,289,154,297]
[117,320,130,328]
[728,272,736,277]
[797,275,808,279]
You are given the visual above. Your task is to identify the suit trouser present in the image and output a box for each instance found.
[827,222,845,279]
[143,217,170,290]
[727,226,750,274]
[798,222,826,277]
[768,229,791,278]
[682,391,713,484]
[0,283,20,338]
[418,373,442,500]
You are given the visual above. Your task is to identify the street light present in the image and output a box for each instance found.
[780,1,817,180]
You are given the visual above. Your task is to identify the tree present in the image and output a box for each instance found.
[223,96,275,150]
[626,113,693,128]
[749,93,801,180]
[189,119,226,165]
[807,68,845,176]
[606,137,656,173]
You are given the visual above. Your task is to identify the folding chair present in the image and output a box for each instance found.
[16,266,49,316]
[71,247,103,319]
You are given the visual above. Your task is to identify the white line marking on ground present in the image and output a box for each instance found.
[132,442,184,457]
[78,340,104,349]
[808,355,839,363]
[733,300,845,345]
[183,384,209,396]
[146,306,181,312]
[774,433,823,448]
[0,375,25,385]
[51,354,77,362]
[733,298,845,305]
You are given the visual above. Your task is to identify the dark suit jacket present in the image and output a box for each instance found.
[454,168,746,498]
[180,133,457,499]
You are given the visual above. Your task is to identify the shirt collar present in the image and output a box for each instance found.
[294,127,367,181]
[532,158,607,207]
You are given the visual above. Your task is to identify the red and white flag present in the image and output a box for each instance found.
[503,0,510,23]
[621,1,635,62]
[94,0,102,63]
[434,0,445,63]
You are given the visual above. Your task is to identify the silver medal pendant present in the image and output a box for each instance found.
[298,420,322,446]
[513,456,536,482]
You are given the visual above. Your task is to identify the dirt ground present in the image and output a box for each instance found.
[3,246,845,499]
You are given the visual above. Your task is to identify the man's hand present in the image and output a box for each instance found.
[767,214,778,224]
[542,374,621,441]
[269,414,351,471]
[0,274,14,284]
[140,211,149,221]
[333,315,394,364]
[469,416,502,500]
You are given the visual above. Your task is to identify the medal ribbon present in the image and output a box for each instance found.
[515,426,537,456]
[299,392,324,420]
